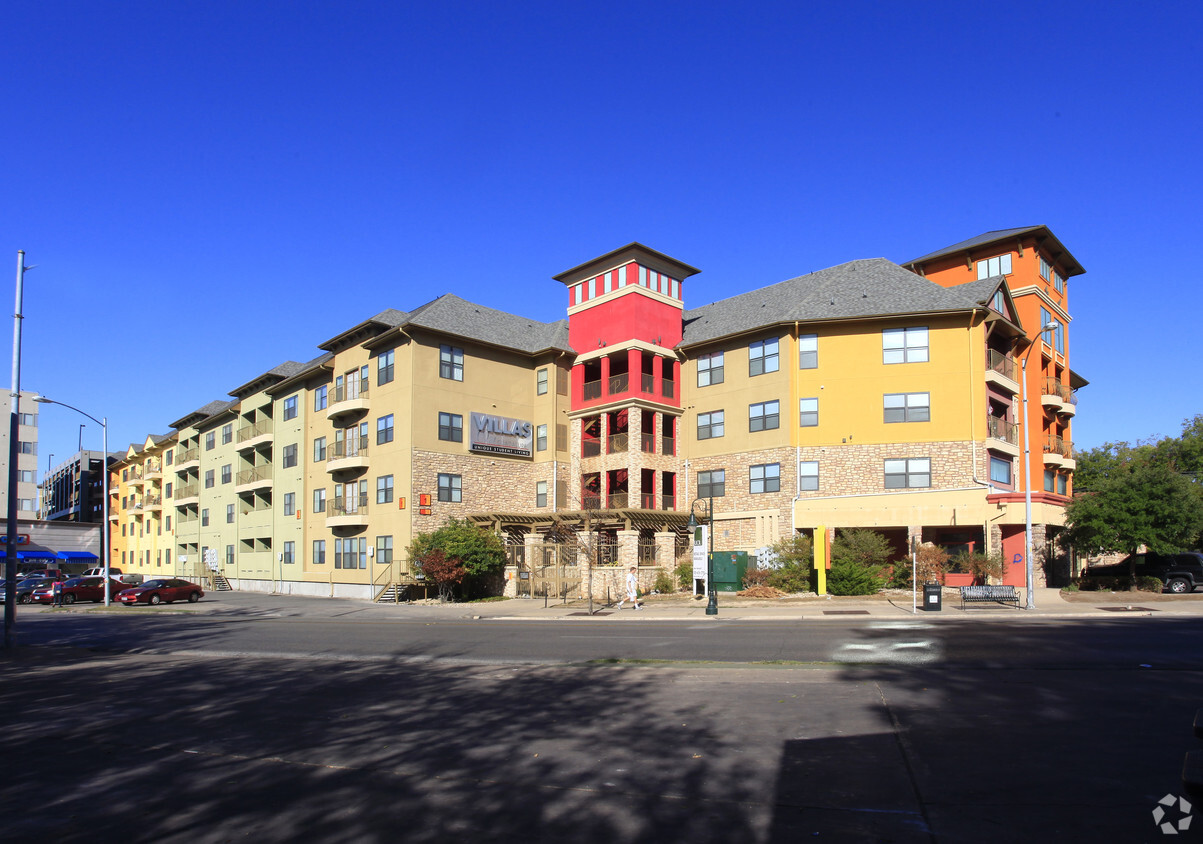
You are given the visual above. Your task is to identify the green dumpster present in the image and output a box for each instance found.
[711,551,748,593]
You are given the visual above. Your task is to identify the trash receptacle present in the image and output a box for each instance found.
[922,582,942,611]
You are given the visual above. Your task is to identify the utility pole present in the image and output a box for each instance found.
[5,252,30,649]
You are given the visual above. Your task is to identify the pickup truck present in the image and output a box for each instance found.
[1081,552,1203,594]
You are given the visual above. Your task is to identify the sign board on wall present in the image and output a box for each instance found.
[691,525,709,592]
[469,412,533,457]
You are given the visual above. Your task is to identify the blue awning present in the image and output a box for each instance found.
[0,550,58,559]
[56,551,99,560]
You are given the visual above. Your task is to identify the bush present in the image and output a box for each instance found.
[949,550,1007,583]
[742,567,772,588]
[652,570,676,594]
[1137,576,1165,592]
[765,562,814,594]
[886,559,914,589]
[675,557,694,590]
[767,534,814,569]
[915,543,951,583]
[831,529,892,568]
[827,559,886,595]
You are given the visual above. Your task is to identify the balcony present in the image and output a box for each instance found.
[607,492,629,509]
[607,433,628,454]
[641,433,656,453]
[582,439,601,458]
[235,465,273,494]
[144,460,162,479]
[326,439,369,473]
[143,494,162,512]
[175,448,200,471]
[986,415,1020,456]
[583,380,602,401]
[661,436,676,456]
[1041,377,1078,417]
[327,380,369,421]
[127,466,145,488]
[1043,435,1076,470]
[985,350,1019,394]
[174,483,200,505]
[608,373,629,395]
[327,496,369,528]
[237,420,274,451]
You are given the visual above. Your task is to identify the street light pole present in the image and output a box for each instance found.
[4,252,30,649]
[1020,321,1059,611]
[33,397,110,606]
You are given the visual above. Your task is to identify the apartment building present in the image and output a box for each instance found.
[108,229,1084,597]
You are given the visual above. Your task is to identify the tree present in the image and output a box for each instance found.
[763,534,814,593]
[828,529,890,595]
[408,518,505,599]
[415,549,465,602]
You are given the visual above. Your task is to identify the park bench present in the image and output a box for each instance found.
[959,584,1021,610]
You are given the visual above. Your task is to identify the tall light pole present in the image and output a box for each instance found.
[688,496,717,616]
[1020,321,1059,610]
[5,251,31,649]
[33,397,110,606]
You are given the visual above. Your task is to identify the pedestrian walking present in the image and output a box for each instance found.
[52,579,63,608]
[617,565,642,610]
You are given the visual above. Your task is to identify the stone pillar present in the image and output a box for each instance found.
[617,529,639,569]
[655,531,678,572]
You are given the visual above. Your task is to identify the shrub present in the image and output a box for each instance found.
[652,570,676,594]
[675,557,694,590]
[886,559,914,589]
[915,543,951,583]
[827,559,886,595]
[765,562,814,594]
[416,550,466,602]
[742,567,772,588]
[1137,576,1165,592]
[767,534,814,569]
[831,529,892,568]
[950,551,1007,583]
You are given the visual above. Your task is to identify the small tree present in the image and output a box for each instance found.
[408,518,506,599]
[416,549,466,602]
[914,543,951,584]
[764,534,814,594]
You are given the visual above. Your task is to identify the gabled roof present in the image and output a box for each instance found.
[903,225,1085,277]
[229,360,310,400]
[169,399,237,432]
[319,309,409,354]
[680,258,977,348]
[552,242,701,286]
[402,294,572,356]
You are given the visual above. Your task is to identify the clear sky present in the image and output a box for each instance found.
[5,1,1201,475]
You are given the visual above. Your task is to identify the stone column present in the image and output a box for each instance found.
[655,531,678,572]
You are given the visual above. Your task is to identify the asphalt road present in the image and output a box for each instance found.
[3,598,1202,843]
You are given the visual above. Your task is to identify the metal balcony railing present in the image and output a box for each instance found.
[641,373,655,394]
[660,494,675,511]
[329,495,370,518]
[582,439,601,458]
[641,433,656,453]
[661,379,674,399]
[986,415,1019,445]
[607,433,628,454]
[1043,435,1075,459]
[581,493,602,510]
[176,447,199,465]
[334,380,369,403]
[1042,377,1078,405]
[237,420,273,443]
[607,492,629,509]
[608,373,629,394]
[662,436,675,456]
[328,439,368,461]
[236,466,272,486]
[986,350,1017,381]
[639,492,655,509]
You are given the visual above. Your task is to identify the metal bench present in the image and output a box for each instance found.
[959,584,1021,610]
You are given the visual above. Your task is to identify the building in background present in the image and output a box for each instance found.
[40,449,120,523]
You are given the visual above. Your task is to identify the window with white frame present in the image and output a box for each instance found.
[697,469,725,498]
[226,503,235,523]
[884,458,931,489]
[799,460,819,491]
[537,368,548,395]
[799,334,818,369]
[314,436,326,462]
[1044,468,1056,492]
[377,414,394,444]
[221,463,232,483]
[205,469,214,489]
[536,480,548,508]
[536,424,547,452]
[1040,257,1051,280]
[284,395,298,420]
[749,338,779,376]
[883,327,929,364]
[1057,473,1067,495]
[440,345,464,381]
[222,423,233,444]
[697,410,724,440]
[314,385,327,411]
[883,392,930,423]
[799,397,818,427]
[750,463,780,494]
[749,400,780,432]
[205,431,215,450]
[438,473,461,503]
[313,488,326,513]
[283,541,295,564]
[697,351,724,386]
[312,539,326,565]
[283,492,295,516]
[376,535,393,564]
[976,253,1012,279]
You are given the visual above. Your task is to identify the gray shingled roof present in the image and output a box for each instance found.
[680,258,977,347]
[405,294,572,355]
[903,225,1085,277]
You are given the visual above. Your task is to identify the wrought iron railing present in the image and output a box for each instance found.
[607,433,628,454]
[986,349,1016,381]
[986,415,1019,445]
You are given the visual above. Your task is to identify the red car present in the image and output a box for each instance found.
[116,579,204,605]
[31,576,126,605]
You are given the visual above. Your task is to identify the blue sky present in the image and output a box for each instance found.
[5,1,1201,475]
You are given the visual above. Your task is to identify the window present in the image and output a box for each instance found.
[798,398,818,427]
[376,536,393,565]
[992,290,1006,312]
[313,488,326,513]
[1052,270,1064,294]
[221,464,232,483]
[165,515,171,531]
[440,345,464,381]
[283,395,298,420]
[697,351,724,387]
[283,541,295,564]
[314,436,326,462]
[697,469,726,498]
[799,461,819,491]
[1044,468,1056,492]
[438,473,462,503]
[1057,473,1067,495]
[884,393,930,423]
[537,368,548,395]
[378,350,395,386]
[165,449,173,466]
[536,480,548,508]
[17,412,35,426]
[990,455,1013,485]
[976,253,1012,279]
[204,470,215,489]
[226,503,235,523]
[282,443,298,468]
[313,540,326,565]
[205,431,215,450]
[799,334,818,369]
[17,441,35,455]
[222,423,233,445]
[750,463,780,494]
[883,327,928,364]
[201,508,210,526]
[335,537,366,569]
[1040,257,1051,280]
[697,410,724,440]
[438,412,463,442]
[377,474,394,504]
[314,385,327,411]
[750,400,780,432]
[536,424,548,452]
[749,338,779,376]
[226,545,235,566]
[377,414,394,445]
[284,492,295,516]
[884,458,931,489]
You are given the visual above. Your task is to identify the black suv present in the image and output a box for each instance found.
[1082,552,1203,593]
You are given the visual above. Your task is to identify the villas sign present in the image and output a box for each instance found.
[469,412,533,458]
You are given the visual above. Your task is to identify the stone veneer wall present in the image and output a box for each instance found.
[795,440,987,498]
[411,449,559,533]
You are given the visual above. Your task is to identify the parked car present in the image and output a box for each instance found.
[18,569,65,581]
[1,577,57,604]
[116,579,204,606]
[30,576,127,605]
[83,567,121,577]
[1081,552,1203,594]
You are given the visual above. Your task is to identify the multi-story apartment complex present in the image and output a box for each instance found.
[0,390,41,521]
[109,229,1084,597]
[41,450,117,522]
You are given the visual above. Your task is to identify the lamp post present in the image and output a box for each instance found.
[33,397,110,606]
[688,496,717,615]
[1020,321,1059,611]
[5,251,31,650]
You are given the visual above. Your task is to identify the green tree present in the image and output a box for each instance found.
[409,518,506,599]
[830,529,892,568]
[763,534,814,594]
